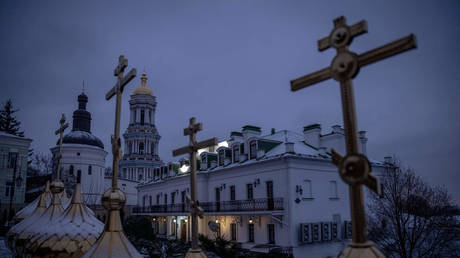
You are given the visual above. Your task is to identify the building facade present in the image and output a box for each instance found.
[114,72,164,205]
[133,124,389,257]
[0,132,32,221]
[51,91,107,205]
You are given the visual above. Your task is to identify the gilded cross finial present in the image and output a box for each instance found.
[173,117,217,257]
[141,72,147,87]
[290,16,416,258]
[54,113,69,181]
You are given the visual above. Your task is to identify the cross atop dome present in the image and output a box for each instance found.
[133,72,153,96]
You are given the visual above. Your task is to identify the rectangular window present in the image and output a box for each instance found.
[164,194,168,205]
[249,141,257,159]
[88,165,92,175]
[329,180,338,198]
[266,181,273,198]
[231,223,237,241]
[7,152,17,169]
[268,224,275,244]
[230,185,236,201]
[156,194,160,205]
[171,192,175,204]
[149,196,152,206]
[248,223,254,242]
[247,184,253,200]
[233,145,239,162]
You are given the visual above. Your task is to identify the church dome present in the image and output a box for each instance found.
[132,72,153,96]
[61,131,104,149]
[58,90,104,149]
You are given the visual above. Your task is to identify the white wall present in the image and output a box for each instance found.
[51,144,107,205]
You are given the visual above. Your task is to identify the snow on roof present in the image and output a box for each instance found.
[14,182,52,222]
[8,192,48,247]
[0,131,31,141]
[26,183,104,255]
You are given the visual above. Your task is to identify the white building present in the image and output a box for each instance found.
[51,91,107,205]
[134,124,389,257]
[0,132,32,220]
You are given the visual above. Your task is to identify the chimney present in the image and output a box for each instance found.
[242,125,262,141]
[285,142,295,153]
[303,124,321,148]
[358,131,368,155]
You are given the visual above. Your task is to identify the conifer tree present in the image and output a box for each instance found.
[0,99,24,137]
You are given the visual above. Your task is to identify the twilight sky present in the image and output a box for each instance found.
[1,1,459,204]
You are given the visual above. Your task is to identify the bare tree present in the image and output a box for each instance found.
[30,153,53,175]
[367,158,459,257]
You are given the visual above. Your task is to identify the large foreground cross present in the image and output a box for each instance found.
[290,17,416,257]
[106,55,136,189]
[84,55,140,258]
[173,117,218,258]
[54,114,69,181]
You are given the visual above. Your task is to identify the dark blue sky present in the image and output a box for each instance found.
[1,1,459,204]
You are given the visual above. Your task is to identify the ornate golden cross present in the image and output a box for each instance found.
[290,16,416,257]
[173,117,217,255]
[54,113,69,181]
[106,55,136,189]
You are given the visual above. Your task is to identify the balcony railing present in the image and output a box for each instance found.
[132,197,283,214]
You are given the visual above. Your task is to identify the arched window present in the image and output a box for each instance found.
[139,142,144,154]
[69,165,74,175]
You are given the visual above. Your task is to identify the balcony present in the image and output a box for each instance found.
[132,197,284,214]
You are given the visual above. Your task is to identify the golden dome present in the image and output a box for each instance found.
[8,190,48,249]
[26,182,104,257]
[83,188,142,258]
[132,72,153,96]
[14,181,52,223]
[13,180,65,255]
